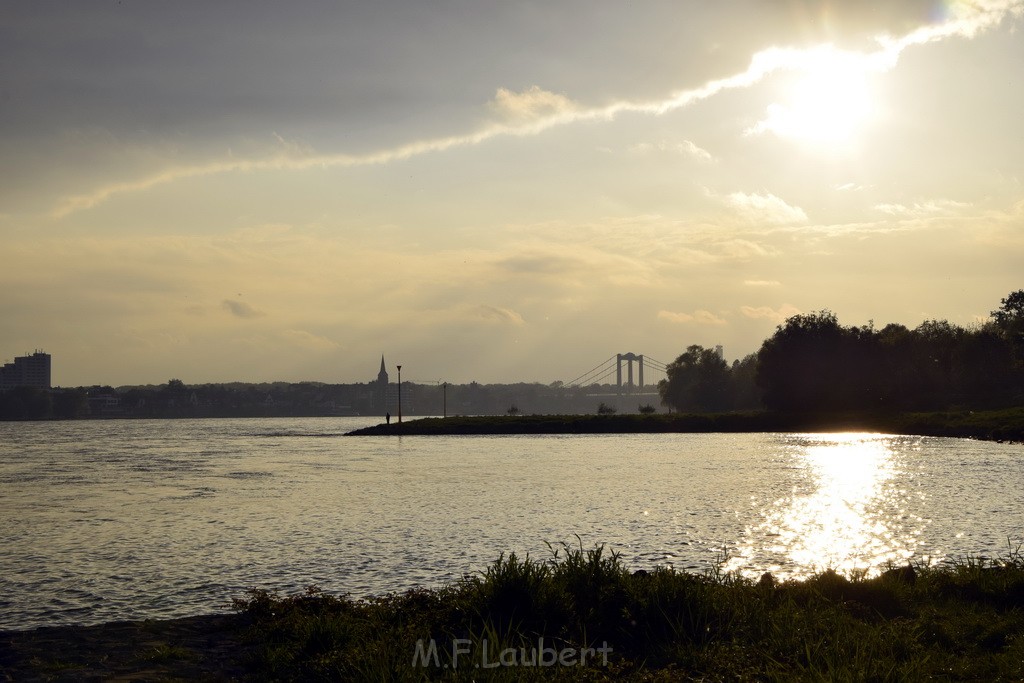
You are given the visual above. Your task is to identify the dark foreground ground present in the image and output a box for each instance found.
[0,613,254,682]
[3,545,1024,682]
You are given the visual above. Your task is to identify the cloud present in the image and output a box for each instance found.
[658,309,728,326]
[744,279,782,287]
[472,304,525,325]
[222,299,265,319]
[678,140,715,161]
[835,182,873,192]
[489,86,578,122]
[727,191,808,225]
[496,254,579,275]
[628,139,713,161]
[740,304,802,323]
[45,1,1023,218]
[882,0,1024,49]
[873,199,972,216]
[282,329,339,350]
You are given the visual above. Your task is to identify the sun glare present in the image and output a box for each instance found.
[724,434,922,580]
[751,48,879,150]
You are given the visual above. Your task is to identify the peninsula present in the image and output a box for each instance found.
[346,408,1024,443]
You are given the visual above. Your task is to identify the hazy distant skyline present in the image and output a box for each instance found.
[3,1,1023,386]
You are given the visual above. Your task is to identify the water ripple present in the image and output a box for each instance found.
[0,419,1022,630]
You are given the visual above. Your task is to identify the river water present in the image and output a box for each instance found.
[1,417,1021,630]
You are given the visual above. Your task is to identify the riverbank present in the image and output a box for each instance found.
[346,407,1024,442]
[0,613,254,682]
[3,545,1023,681]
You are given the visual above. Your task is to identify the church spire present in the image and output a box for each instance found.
[377,355,389,385]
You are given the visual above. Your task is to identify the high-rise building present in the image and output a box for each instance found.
[0,351,52,390]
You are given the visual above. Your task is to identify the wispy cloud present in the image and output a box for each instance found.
[48,1,1023,218]
[658,309,728,326]
[282,329,339,350]
[497,254,581,275]
[740,304,801,323]
[222,299,265,319]
[489,86,578,122]
[628,139,713,161]
[473,304,525,325]
[727,191,808,225]
[874,199,972,216]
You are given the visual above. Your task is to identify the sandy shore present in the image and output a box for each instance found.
[0,613,253,682]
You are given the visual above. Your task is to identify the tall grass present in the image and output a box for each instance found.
[233,543,1024,681]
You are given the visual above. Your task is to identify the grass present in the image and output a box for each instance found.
[886,406,1024,442]
[345,406,1024,442]
[232,541,1024,681]
[145,642,197,663]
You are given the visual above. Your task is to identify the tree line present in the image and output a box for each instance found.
[659,290,1024,414]
[4,291,1021,420]
[0,378,649,420]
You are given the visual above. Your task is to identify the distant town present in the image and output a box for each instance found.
[0,351,665,420]
[5,291,1023,422]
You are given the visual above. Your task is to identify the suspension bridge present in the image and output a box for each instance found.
[562,352,670,395]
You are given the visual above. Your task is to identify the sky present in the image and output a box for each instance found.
[2,1,1023,387]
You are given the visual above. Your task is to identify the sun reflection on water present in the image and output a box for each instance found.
[724,433,925,579]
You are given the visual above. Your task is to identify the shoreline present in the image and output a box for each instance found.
[3,550,1023,680]
[0,612,254,682]
[345,407,1024,443]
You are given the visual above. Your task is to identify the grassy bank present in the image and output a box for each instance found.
[234,543,1024,681]
[346,406,1024,442]
[4,544,1024,680]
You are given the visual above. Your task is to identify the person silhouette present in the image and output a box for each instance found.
[386,412,391,425]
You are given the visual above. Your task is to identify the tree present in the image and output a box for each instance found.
[659,345,731,413]
[992,289,1024,367]
[991,290,1024,328]
[876,323,917,409]
[756,310,872,412]
[597,402,617,415]
[729,354,761,410]
[910,319,968,409]
[985,290,1024,402]
[0,386,52,420]
[958,326,1016,407]
[52,389,88,419]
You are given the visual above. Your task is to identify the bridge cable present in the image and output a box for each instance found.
[563,355,617,387]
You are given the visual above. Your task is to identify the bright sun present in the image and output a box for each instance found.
[750,48,879,150]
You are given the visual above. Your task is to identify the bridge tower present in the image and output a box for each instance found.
[616,353,644,394]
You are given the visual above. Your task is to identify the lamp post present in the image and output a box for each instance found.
[396,365,402,424]
[443,381,447,418]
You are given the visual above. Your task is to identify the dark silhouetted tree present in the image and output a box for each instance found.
[991,290,1024,328]
[756,310,872,412]
[659,345,731,412]
[0,386,52,420]
[729,353,762,410]
[992,289,1024,369]
[52,389,88,419]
